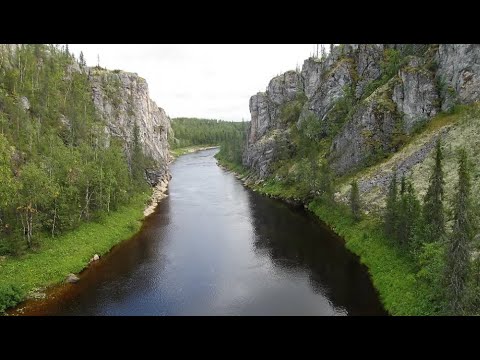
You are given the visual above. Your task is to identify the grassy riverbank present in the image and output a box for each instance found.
[215,157,437,315]
[170,145,218,159]
[0,193,149,313]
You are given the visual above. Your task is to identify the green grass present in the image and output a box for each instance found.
[218,159,438,315]
[0,193,149,313]
[308,199,437,315]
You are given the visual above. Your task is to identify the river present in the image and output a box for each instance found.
[17,148,385,316]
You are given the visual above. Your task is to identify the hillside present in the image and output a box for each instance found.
[0,44,172,312]
[236,44,480,315]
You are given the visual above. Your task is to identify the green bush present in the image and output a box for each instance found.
[0,284,23,314]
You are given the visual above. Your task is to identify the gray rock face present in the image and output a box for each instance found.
[306,58,354,122]
[330,87,398,175]
[392,56,439,133]
[243,130,292,179]
[354,44,384,98]
[88,68,173,185]
[301,58,324,99]
[248,92,272,144]
[20,96,30,111]
[437,44,480,111]
[244,44,480,180]
[267,70,303,106]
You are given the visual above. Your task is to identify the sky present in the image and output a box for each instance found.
[68,44,318,121]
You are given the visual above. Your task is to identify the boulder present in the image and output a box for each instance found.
[66,273,80,283]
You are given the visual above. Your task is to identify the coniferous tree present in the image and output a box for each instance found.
[350,180,361,221]
[384,172,398,240]
[319,162,334,203]
[422,139,445,243]
[397,177,421,248]
[79,51,86,68]
[445,148,472,314]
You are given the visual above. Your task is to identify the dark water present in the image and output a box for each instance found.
[19,149,386,316]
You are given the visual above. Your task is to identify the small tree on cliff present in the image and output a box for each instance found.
[445,148,473,315]
[350,180,361,222]
[384,172,398,241]
[397,177,421,248]
[319,162,334,203]
[422,139,445,244]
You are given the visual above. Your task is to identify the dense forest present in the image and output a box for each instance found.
[171,117,248,164]
[0,45,150,256]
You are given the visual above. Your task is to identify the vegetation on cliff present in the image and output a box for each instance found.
[0,45,155,312]
[238,44,480,315]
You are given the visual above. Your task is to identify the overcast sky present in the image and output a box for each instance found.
[68,44,318,121]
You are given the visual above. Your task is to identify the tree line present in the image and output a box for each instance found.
[171,117,248,164]
[348,140,478,315]
[0,45,150,255]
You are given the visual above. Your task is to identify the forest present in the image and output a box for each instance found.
[171,117,248,164]
[0,44,150,256]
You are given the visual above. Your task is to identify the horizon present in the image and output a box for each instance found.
[68,44,326,121]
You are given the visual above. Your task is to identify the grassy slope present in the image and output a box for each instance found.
[0,193,149,313]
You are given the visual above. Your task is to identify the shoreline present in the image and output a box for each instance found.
[217,159,422,316]
[2,172,172,315]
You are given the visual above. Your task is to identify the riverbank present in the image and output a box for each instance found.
[0,192,159,314]
[215,157,438,316]
[170,145,219,159]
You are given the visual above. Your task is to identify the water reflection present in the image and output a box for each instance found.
[17,149,385,316]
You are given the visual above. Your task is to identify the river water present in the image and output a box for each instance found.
[18,148,385,316]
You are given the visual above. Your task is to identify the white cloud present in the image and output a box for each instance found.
[68,44,319,121]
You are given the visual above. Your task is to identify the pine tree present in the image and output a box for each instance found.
[384,172,398,240]
[79,51,86,68]
[319,162,334,203]
[422,139,445,243]
[350,180,361,221]
[397,177,421,248]
[445,148,472,314]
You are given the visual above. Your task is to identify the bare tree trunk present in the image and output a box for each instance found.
[51,199,57,237]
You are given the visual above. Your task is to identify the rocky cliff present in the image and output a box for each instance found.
[88,67,173,186]
[244,44,480,184]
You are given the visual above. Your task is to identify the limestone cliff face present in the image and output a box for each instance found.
[88,68,173,185]
[244,44,480,179]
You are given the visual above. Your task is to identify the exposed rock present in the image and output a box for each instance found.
[66,273,80,283]
[305,57,354,123]
[301,58,324,99]
[88,68,173,186]
[354,44,384,98]
[93,254,100,261]
[144,172,171,217]
[267,70,303,106]
[244,44,480,182]
[27,288,46,300]
[392,56,439,133]
[330,82,399,175]
[248,92,272,143]
[20,96,30,111]
[437,44,480,111]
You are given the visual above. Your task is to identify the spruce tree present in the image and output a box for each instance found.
[319,162,334,203]
[422,139,445,243]
[350,180,361,221]
[397,177,421,248]
[384,172,398,240]
[445,148,472,314]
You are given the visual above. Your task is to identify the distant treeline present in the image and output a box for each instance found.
[171,117,248,164]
